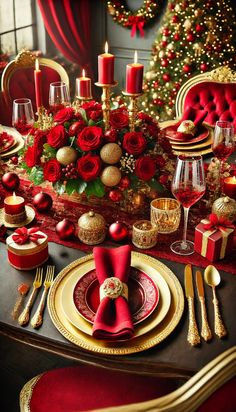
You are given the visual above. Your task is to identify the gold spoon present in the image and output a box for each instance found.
[204,265,227,338]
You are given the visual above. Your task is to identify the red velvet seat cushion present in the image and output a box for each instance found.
[9,66,61,112]
[184,81,236,130]
[29,365,178,412]
[197,376,236,412]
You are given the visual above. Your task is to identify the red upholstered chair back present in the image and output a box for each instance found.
[1,49,69,125]
[175,67,236,130]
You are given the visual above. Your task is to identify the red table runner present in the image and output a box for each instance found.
[1,178,236,274]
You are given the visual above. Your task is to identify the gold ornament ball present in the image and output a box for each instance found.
[56,146,78,166]
[100,166,122,187]
[212,196,236,222]
[100,143,122,164]
[159,51,165,58]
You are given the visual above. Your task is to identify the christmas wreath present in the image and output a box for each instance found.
[107,1,161,37]
[20,102,174,212]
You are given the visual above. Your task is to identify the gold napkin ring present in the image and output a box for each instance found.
[100,277,128,301]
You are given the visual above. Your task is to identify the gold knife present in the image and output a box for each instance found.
[196,271,212,342]
[185,264,200,346]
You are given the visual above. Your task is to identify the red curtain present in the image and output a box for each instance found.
[37,0,92,75]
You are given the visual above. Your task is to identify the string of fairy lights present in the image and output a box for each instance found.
[141,0,236,121]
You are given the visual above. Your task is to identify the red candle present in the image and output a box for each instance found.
[98,42,114,84]
[76,69,92,98]
[4,193,25,215]
[126,51,144,94]
[34,58,43,109]
[223,176,236,199]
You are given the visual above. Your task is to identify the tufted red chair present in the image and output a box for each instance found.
[175,66,236,130]
[19,346,236,412]
[1,49,69,126]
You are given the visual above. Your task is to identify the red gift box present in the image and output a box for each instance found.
[6,227,48,270]
[194,214,235,262]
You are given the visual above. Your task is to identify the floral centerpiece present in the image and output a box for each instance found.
[20,101,174,213]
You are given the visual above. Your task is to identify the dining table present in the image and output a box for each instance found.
[0,239,235,381]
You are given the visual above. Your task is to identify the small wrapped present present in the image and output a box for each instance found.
[194,214,235,262]
[6,227,48,270]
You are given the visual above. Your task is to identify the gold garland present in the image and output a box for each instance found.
[107,1,161,35]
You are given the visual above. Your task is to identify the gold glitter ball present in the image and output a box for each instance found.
[100,166,121,187]
[56,146,78,166]
[212,196,236,222]
[78,210,106,245]
[100,143,122,164]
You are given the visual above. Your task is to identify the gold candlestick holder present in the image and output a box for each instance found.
[36,106,54,131]
[122,91,143,132]
[72,96,93,113]
[95,81,117,130]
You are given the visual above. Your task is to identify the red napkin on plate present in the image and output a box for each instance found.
[92,245,134,341]
[167,107,208,141]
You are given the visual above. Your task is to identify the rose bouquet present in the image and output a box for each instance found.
[20,101,174,212]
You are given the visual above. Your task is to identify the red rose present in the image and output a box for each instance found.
[135,156,156,181]
[81,101,102,120]
[138,112,154,123]
[43,159,62,182]
[54,107,75,124]
[77,126,103,151]
[77,153,101,181]
[90,109,103,121]
[123,132,146,155]
[159,174,169,185]
[47,125,68,149]
[109,109,129,129]
[24,131,46,167]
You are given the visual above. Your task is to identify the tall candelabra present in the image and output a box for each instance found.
[95,81,117,130]
[122,91,143,131]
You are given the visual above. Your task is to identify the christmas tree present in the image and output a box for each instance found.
[142,0,236,121]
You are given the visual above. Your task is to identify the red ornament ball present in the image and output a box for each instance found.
[33,192,53,212]
[118,176,130,190]
[56,218,75,240]
[1,172,20,191]
[172,15,179,23]
[200,63,208,72]
[196,24,203,32]
[167,51,176,60]
[162,73,171,82]
[68,121,85,137]
[109,189,122,202]
[11,156,18,165]
[109,221,129,242]
[161,58,169,67]
[104,129,118,142]
[186,33,195,42]
[153,98,164,106]
[173,33,180,41]
[161,40,168,48]
[162,27,170,36]
[183,64,192,73]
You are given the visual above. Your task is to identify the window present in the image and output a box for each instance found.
[0,0,36,55]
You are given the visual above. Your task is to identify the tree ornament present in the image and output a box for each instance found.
[104,129,118,142]
[172,15,179,24]
[118,176,130,190]
[194,9,203,17]
[183,64,192,73]
[68,121,85,137]
[163,73,171,82]
[161,58,169,67]
[11,156,18,165]
[56,146,78,166]
[186,32,195,42]
[161,40,168,47]
[56,218,76,240]
[100,143,122,164]
[200,63,208,72]
[167,51,176,60]
[100,166,121,187]
[166,43,174,50]
[109,221,129,242]
[153,80,159,88]
[196,24,203,33]
[163,27,171,36]
[183,19,192,30]
[212,196,236,222]
[109,189,122,202]
[159,50,165,58]
[33,192,53,212]
[173,33,180,41]
[1,172,20,191]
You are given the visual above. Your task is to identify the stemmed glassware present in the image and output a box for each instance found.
[211,120,235,193]
[49,81,70,114]
[12,98,35,136]
[171,155,206,256]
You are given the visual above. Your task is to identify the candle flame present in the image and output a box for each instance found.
[82,68,86,77]
[105,42,109,54]
[134,50,138,64]
[35,58,39,71]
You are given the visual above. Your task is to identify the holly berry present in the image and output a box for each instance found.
[62,162,78,179]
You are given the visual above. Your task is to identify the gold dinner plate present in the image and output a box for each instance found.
[0,127,24,158]
[172,146,212,156]
[170,134,212,149]
[48,252,184,355]
[60,259,171,337]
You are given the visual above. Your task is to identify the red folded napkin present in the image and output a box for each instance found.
[92,245,134,341]
[175,107,208,140]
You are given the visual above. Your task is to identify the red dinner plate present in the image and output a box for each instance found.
[73,267,159,325]
[164,124,209,143]
[0,132,15,153]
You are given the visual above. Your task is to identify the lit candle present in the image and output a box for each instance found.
[223,176,236,199]
[126,51,144,94]
[76,69,92,98]
[98,42,115,85]
[34,58,43,109]
[4,193,25,215]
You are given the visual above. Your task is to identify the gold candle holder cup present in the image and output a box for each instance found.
[151,198,181,234]
[132,220,158,249]
[122,91,143,132]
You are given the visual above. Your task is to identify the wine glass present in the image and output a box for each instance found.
[171,155,206,255]
[212,120,235,192]
[49,81,70,114]
[12,98,35,136]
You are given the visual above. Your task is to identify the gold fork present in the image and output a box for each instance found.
[18,267,43,326]
[31,266,55,329]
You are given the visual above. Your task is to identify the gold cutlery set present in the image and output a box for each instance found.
[185,264,227,346]
[17,265,55,329]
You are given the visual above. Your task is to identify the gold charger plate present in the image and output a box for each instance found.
[48,252,184,355]
[0,127,24,158]
[170,134,212,149]
[60,259,171,338]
